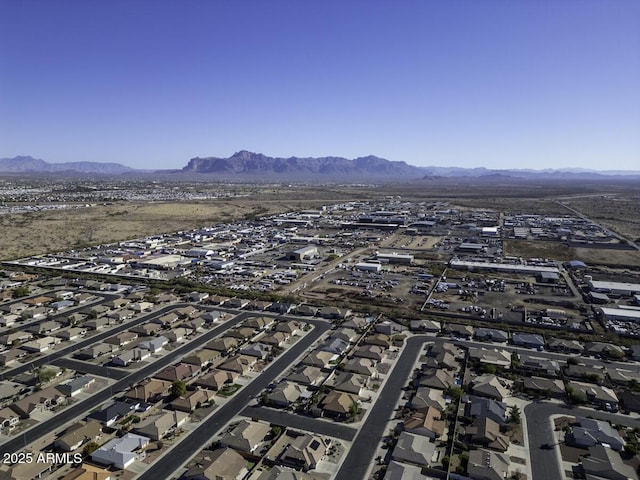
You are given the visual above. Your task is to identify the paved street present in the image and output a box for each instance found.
[0,311,249,452]
[335,335,426,480]
[136,320,331,480]
[0,302,196,380]
[51,357,129,380]
[525,401,640,480]
[241,405,356,441]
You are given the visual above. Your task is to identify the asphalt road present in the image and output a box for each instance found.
[137,320,331,480]
[241,405,356,441]
[525,401,640,480]
[50,357,129,380]
[335,335,426,480]
[0,312,249,452]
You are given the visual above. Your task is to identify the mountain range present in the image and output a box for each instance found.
[1,153,639,181]
[0,156,134,174]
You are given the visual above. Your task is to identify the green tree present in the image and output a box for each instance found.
[82,441,100,457]
[509,405,521,424]
[441,456,450,470]
[171,380,187,397]
[446,386,464,402]
[12,286,30,298]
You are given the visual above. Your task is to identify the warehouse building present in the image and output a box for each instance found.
[376,252,414,265]
[589,280,640,297]
[287,245,318,261]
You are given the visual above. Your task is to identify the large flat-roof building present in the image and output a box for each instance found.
[589,280,640,297]
[376,252,414,265]
[600,307,640,323]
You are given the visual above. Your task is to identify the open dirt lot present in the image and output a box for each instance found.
[0,197,331,261]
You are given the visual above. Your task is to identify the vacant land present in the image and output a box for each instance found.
[503,240,576,261]
[561,195,640,243]
[0,198,328,261]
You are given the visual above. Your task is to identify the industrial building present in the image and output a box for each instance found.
[376,252,414,265]
[287,245,318,261]
[589,280,640,297]
[600,307,640,323]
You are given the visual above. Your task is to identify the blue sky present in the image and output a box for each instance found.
[1,0,639,170]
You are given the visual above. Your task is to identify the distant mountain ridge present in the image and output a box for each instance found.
[182,150,422,179]
[0,156,134,174]
[2,153,639,180]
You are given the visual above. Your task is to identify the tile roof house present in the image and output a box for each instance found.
[465,396,508,426]
[522,376,566,398]
[408,387,446,411]
[226,327,257,341]
[566,381,619,409]
[205,337,239,354]
[330,328,359,343]
[154,363,200,382]
[170,389,216,412]
[111,348,151,367]
[75,343,119,360]
[518,354,562,377]
[512,333,545,349]
[86,400,137,426]
[218,355,256,375]
[60,463,112,480]
[54,420,102,451]
[474,328,509,343]
[124,379,172,402]
[182,447,247,480]
[362,333,392,348]
[275,320,302,335]
[256,466,324,480]
[266,381,305,408]
[351,344,385,361]
[183,349,222,369]
[467,449,510,480]
[320,391,359,419]
[287,365,328,387]
[220,419,271,453]
[166,327,190,343]
[194,369,239,390]
[468,347,511,368]
[471,374,510,401]
[317,337,350,355]
[417,368,456,390]
[343,357,377,377]
[568,417,625,451]
[104,331,138,347]
[581,445,638,480]
[325,371,368,396]
[243,316,274,330]
[547,338,584,354]
[383,461,431,480]
[20,336,61,353]
[260,331,289,347]
[341,316,369,331]
[390,431,436,467]
[133,410,189,440]
[279,432,328,471]
[239,342,271,360]
[402,406,446,440]
[300,350,337,368]
[464,416,510,452]
[10,386,65,418]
